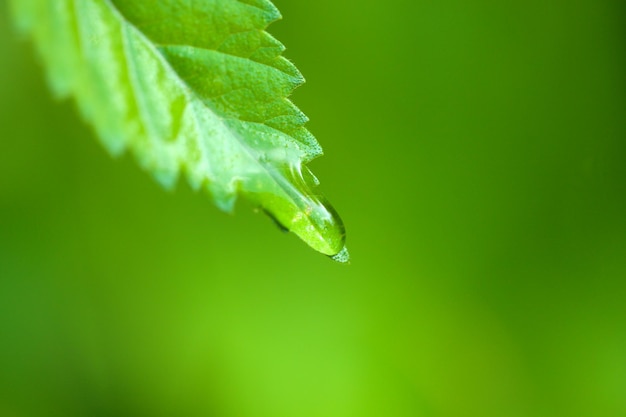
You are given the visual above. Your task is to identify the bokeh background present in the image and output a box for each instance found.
[1,0,626,416]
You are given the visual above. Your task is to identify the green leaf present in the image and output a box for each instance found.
[11,0,348,262]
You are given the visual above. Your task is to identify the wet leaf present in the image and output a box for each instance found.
[11,0,348,261]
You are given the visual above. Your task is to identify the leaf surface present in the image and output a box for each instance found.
[11,0,348,261]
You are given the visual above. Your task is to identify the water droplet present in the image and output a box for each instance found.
[243,161,346,257]
[330,247,350,264]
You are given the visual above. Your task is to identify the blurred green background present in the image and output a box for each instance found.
[1,0,626,416]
